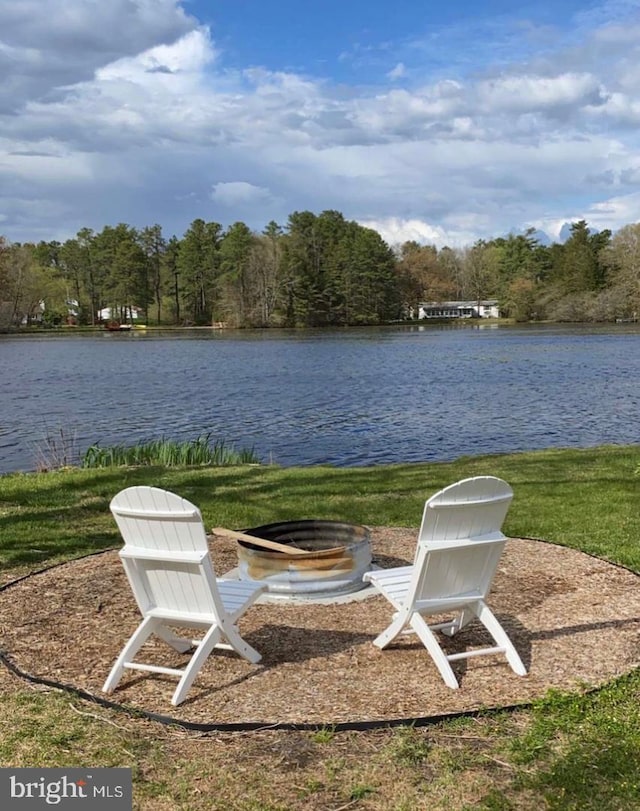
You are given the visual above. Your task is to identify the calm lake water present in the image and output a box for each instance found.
[1,323,640,474]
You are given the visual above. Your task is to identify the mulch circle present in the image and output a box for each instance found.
[1,528,639,730]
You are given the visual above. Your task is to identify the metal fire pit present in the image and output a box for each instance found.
[236,520,372,600]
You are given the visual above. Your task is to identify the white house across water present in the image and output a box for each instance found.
[417,300,500,320]
[97,306,141,322]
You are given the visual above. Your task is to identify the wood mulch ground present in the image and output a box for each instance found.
[0,528,639,728]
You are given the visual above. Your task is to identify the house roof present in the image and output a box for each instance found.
[419,300,499,308]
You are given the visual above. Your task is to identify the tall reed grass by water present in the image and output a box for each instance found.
[33,432,260,470]
[81,435,258,468]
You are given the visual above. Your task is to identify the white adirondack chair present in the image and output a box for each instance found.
[102,486,267,706]
[363,476,527,688]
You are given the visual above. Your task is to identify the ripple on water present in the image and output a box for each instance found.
[2,325,640,472]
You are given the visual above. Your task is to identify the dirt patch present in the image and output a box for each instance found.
[0,529,638,727]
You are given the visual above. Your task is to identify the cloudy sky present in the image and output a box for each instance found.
[2,0,640,248]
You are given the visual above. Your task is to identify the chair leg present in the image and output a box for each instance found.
[476,602,527,676]
[171,625,223,706]
[103,615,158,695]
[410,613,460,688]
[371,611,409,649]
[220,623,262,664]
[441,607,475,637]
[154,624,194,653]
[171,621,262,705]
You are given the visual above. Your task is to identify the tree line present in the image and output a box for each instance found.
[2,212,640,328]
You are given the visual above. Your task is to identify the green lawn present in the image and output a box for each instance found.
[1,445,639,809]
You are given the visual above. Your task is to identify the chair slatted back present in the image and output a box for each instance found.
[409,477,513,607]
[110,486,223,620]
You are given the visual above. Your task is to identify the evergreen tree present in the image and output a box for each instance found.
[163,236,182,325]
[283,211,323,326]
[139,224,167,324]
[177,219,222,324]
[218,222,255,326]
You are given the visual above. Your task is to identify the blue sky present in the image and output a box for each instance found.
[2,0,640,248]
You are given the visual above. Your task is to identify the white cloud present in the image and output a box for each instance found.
[96,28,217,81]
[589,91,640,126]
[582,191,640,232]
[0,0,196,111]
[2,1,640,245]
[387,62,406,80]
[357,216,474,248]
[0,147,93,182]
[347,82,465,140]
[477,72,607,114]
[210,181,274,207]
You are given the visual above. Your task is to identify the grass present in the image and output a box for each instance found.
[32,429,259,472]
[81,434,259,469]
[0,444,639,809]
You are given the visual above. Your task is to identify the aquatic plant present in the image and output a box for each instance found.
[81,434,259,468]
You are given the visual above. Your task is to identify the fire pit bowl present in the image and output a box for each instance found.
[236,520,372,599]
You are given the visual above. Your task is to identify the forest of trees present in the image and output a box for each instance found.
[2,211,640,329]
